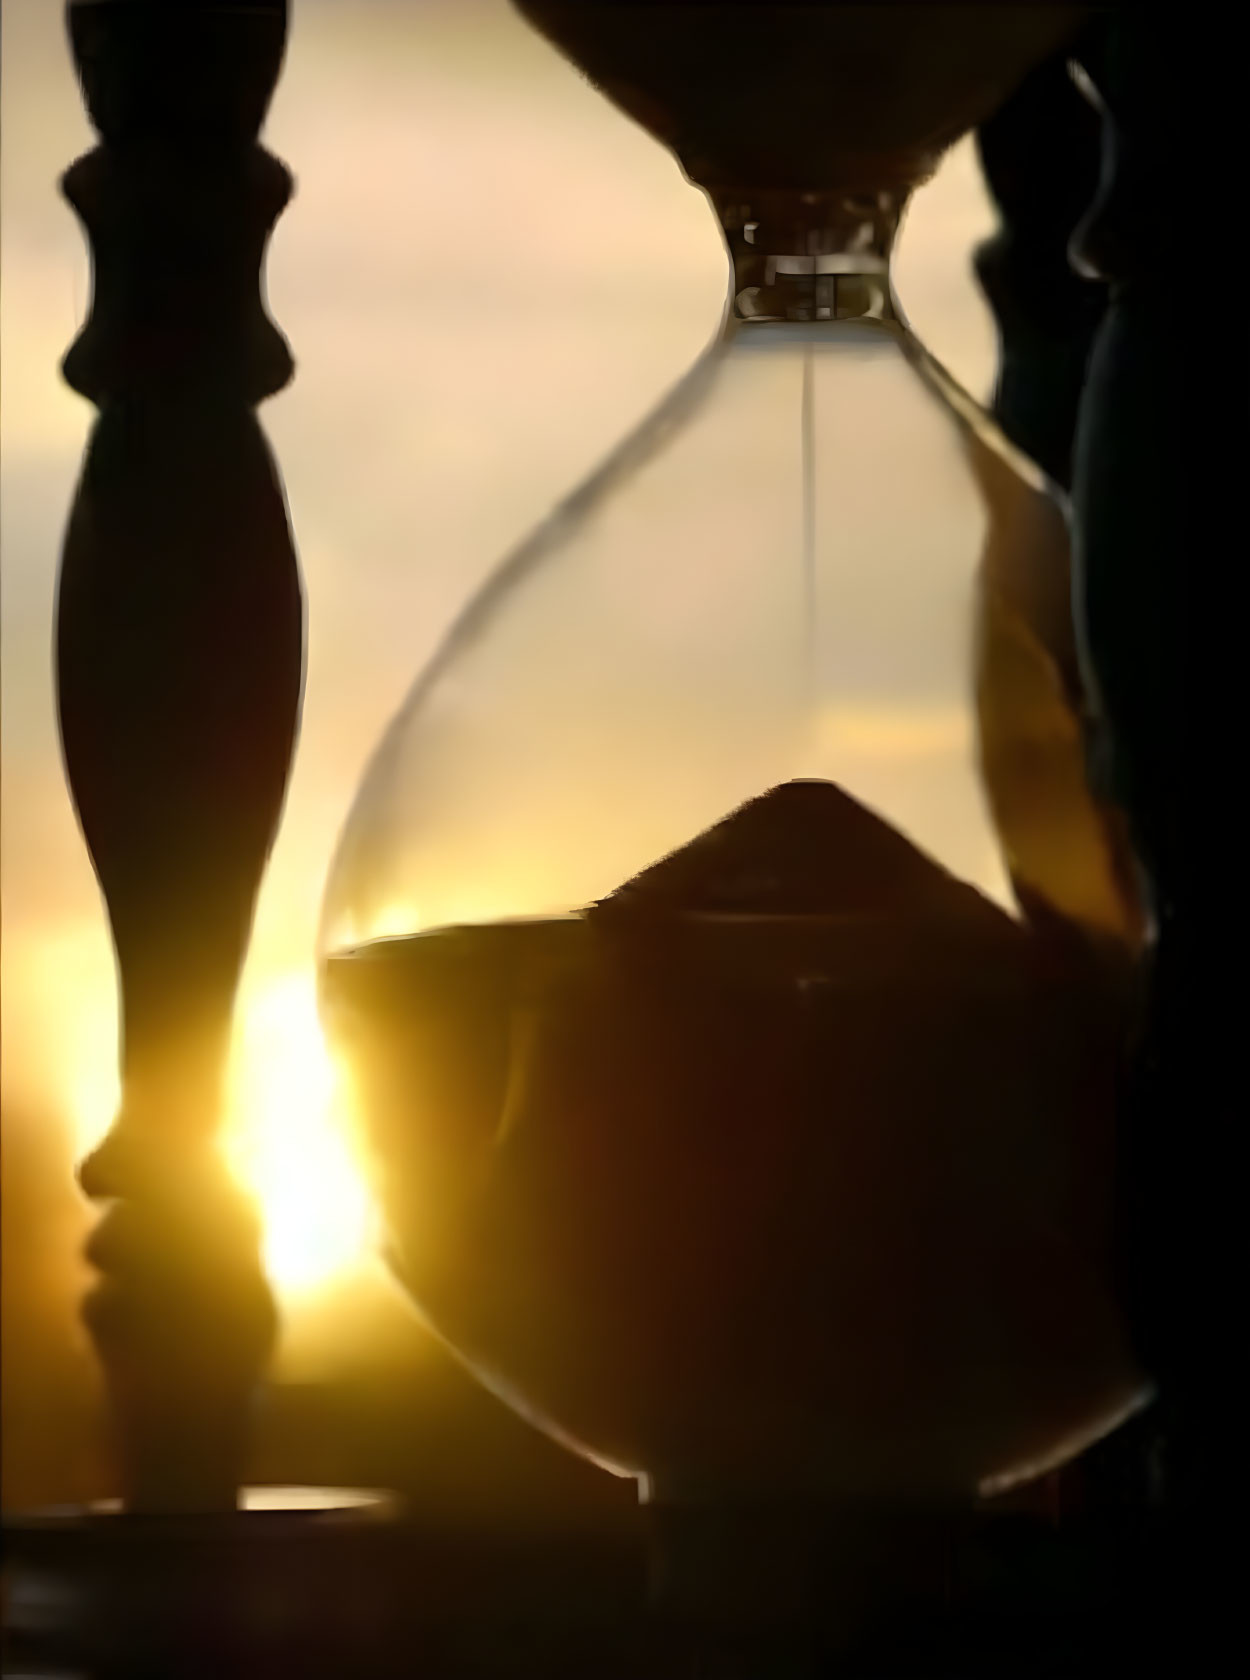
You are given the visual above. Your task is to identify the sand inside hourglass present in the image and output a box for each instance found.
[321,780,1142,1498]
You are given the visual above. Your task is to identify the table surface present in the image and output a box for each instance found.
[2,1501,1187,1679]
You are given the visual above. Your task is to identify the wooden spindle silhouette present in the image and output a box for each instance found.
[57,0,300,1512]
[972,28,1168,1528]
[1064,12,1193,1528]
[975,24,1236,1636]
[974,39,1108,500]
[1062,18,1247,1662]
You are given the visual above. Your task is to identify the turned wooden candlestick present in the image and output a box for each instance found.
[57,0,301,1513]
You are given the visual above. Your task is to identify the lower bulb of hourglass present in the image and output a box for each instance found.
[322,781,1147,1504]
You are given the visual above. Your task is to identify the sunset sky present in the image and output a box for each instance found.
[1,0,1001,1376]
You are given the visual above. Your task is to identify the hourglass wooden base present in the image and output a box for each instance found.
[4,1494,1176,1678]
[1,1494,644,1680]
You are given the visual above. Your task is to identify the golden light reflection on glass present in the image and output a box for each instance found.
[363,901,423,944]
[815,702,973,759]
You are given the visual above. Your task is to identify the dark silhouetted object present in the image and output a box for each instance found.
[5,2,1230,1675]
[55,0,297,1515]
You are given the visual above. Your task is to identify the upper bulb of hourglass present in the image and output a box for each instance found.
[319,162,1147,1501]
[323,186,1021,954]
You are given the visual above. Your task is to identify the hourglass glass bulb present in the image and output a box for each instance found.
[320,0,1145,1509]
[325,189,1027,948]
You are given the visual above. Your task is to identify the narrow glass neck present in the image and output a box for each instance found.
[712,188,906,326]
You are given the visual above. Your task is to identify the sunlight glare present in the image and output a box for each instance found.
[224,969,378,1301]
[68,1021,121,1161]
[55,938,384,1308]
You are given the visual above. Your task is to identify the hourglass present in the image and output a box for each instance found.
[318,0,1149,1597]
[6,0,1204,1670]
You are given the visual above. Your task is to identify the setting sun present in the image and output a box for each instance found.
[224,970,378,1299]
[59,952,380,1306]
